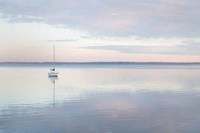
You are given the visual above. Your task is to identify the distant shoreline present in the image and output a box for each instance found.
[0,62,200,65]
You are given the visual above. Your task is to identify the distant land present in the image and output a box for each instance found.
[0,62,200,65]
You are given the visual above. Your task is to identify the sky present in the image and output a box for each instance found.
[0,0,200,62]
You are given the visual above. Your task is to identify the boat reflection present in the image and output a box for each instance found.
[48,76,58,106]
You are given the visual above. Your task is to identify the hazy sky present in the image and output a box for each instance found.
[0,0,200,62]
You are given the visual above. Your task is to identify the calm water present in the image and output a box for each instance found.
[0,65,200,133]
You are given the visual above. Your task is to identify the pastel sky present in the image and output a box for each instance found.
[0,0,200,62]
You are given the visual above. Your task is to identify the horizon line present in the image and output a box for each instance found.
[0,61,200,64]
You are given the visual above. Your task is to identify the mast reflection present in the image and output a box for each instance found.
[48,76,58,106]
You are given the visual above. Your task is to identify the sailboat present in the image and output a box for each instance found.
[48,45,58,77]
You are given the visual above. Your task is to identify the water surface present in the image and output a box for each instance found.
[0,65,200,133]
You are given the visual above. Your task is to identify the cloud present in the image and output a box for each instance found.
[47,39,78,42]
[83,40,200,55]
[1,0,200,37]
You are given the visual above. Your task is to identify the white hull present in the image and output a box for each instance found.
[48,71,58,77]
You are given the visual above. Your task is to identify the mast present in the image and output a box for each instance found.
[53,45,55,63]
[53,45,55,68]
